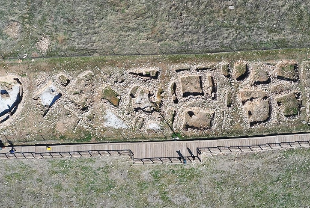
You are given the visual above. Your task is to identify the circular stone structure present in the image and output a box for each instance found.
[0,75,23,124]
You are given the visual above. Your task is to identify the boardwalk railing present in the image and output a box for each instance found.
[197,140,310,155]
[2,139,310,164]
[0,149,134,160]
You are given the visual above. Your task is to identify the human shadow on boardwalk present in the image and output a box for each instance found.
[0,140,4,149]
[176,150,186,164]
[7,140,16,154]
[175,149,202,163]
[187,147,201,162]
[176,149,201,163]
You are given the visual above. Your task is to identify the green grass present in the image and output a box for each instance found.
[277,93,300,117]
[278,63,299,81]
[102,87,120,107]
[1,148,310,207]
[5,48,310,74]
[171,132,183,139]
[234,61,247,80]
[59,130,92,143]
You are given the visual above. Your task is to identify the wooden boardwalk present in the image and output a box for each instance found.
[1,133,310,162]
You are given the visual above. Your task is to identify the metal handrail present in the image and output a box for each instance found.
[0,149,134,159]
[197,140,310,155]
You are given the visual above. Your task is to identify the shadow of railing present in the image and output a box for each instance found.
[197,140,310,155]
[133,155,201,164]
[0,149,134,160]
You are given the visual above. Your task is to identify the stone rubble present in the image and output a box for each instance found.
[0,59,309,140]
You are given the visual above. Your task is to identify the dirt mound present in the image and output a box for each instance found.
[67,71,95,113]
[234,61,248,81]
[58,75,70,86]
[221,63,230,77]
[276,61,299,81]
[239,90,267,104]
[251,64,270,85]
[132,88,154,113]
[276,93,300,117]
[183,108,214,130]
[244,99,270,125]
[181,75,203,97]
